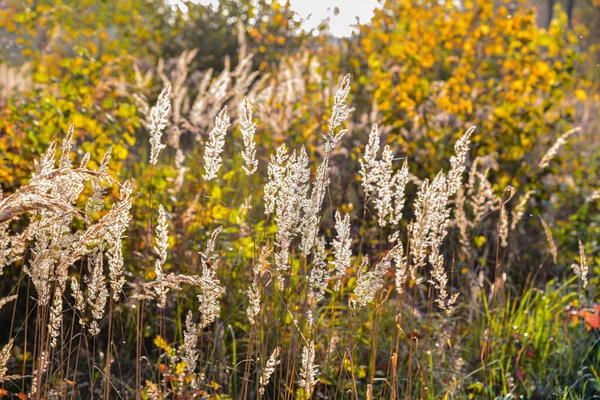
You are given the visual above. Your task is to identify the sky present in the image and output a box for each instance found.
[189,0,380,37]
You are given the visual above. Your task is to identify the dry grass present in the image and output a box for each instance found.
[0,70,596,400]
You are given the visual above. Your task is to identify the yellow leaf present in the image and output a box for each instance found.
[389,43,403,57]
[175,361,186,375]
[357,365,367,379]
[211,204,229,220]
[207,381,220,389]
[33,71,49,84]
[211,185,222,200]
[153,335,172,353]
[533,61,549,76]
[474,236,487,248]
[222,170,236,181]
[575,89,587,101]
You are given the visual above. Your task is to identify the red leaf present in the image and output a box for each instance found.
[584,312,600,331]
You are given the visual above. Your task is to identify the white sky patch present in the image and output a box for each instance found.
[285,0,379,37]
[173,0,379,37]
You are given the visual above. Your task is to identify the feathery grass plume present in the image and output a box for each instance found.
[409,178,438,283]
[198,226,225,328]
[264,144,289,215]
[0,131,136,382]
[0,168,96,226]
[359,125,409,226]
[359,124,381,198]
[203,107,231,181]
[499,204,509,247]
[99,147,112,174]
[391,236,407,294]
[274,247,291,292]
[158,50,196,154]
[391,159,409,225]
[466,157,480,197]
[187,69,211,127]
[351,245,401,311]
[0,223,20,275]
[0,295,17,311]
[324,73,355,153]
[48,285,63,347]
[349,258,372,311]
[85,250,108,336]
[247,245,271,325]
[133,93,150,125]
[70,277,86,325]
[374,146,395,227]
[153,204,170,307]
[308,237,329,301]
[85,147,112,217]
[190,66,232,132]
[149,83,172,165]
[20,232,57,301]
[106,181,133,300]
[174,150,189,193]
[409,136,469,313]
[306,309,314,330]
[55,148,89,210]
[331,211,351,291]
[283,147,311,217]
[454,187,471,259]
[80,152,90,169]
[0,338,13,381]
[240,97,258,175]
[206,225,221,255]
[182,311,199,388]
[269,147,310,290]
[471,169,500,223]
[299,340,318,399]
[423,172,457,313]
[511,190,535,231]
[259,347,281,396]
[34,139,57,176]
[539,127,581,169]
[447,126,475,195]
[29,350,48,397]
[26,253,54,307]
[539,216,557,264]
[578,239,588,288]
[59,189,134,273]
[59,123,75,168]
[301,157,329,255]
[14,142,115,304]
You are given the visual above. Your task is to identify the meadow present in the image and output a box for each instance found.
[0,0,599,399]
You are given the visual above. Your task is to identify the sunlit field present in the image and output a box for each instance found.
[0,0,599,398]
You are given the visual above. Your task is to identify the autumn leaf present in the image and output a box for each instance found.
[153,335,172,353]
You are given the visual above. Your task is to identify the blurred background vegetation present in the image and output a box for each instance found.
[2,0,597,280]
[1,0,599,398]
